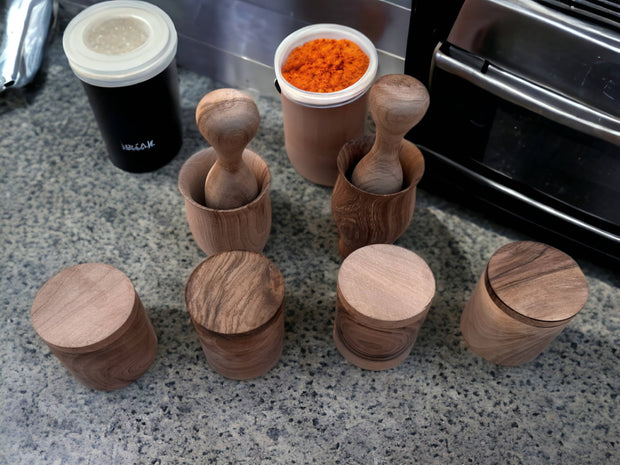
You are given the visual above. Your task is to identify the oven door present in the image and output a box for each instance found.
[406,0,620,265]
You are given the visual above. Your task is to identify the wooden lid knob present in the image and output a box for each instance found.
[185,251,284,335]
[31,264,137,352]
[337,244,435,329]
[486,241,588,324]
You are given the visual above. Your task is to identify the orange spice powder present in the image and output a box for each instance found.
[282,38,370,93]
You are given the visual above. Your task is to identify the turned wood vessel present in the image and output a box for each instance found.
[460,241,589,366]
[30,263,157,391]
[178,135,271,255]
[196,88,260,209]
[334,244,435,370]
[178,89,271,255]
[351,74,429,194]
[185,251,285,380]
[331,135,425,257]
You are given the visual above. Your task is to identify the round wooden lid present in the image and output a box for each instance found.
[185,251,284,335]
[31,263,137,352]
[337,244,435,328]
[486,241,588,324]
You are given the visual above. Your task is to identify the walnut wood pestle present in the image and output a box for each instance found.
[196,88,260,209]
[351,74,429,194]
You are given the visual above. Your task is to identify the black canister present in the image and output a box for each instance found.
[63,1,182,172]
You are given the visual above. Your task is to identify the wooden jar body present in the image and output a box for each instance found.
[190,305,284,380]
[185,251,285,380]
[331,135,425,257]
[281,93,369,186]
[31,264,158,392]
[334,292,429,371]
[46,293,157,390]
[178,148,271,256]
[460,272,570,366]
[333,244,435,371]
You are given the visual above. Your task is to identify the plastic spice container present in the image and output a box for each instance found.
[274,23,378,186]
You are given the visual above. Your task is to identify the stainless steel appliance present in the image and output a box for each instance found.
[406,0,620,265]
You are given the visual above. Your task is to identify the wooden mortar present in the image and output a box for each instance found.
[334,244,435,370]
[331,135,425,257]
[178,148,271,256]
[185,251,285,380]
[30,263,157,391]
[460,241,589,366]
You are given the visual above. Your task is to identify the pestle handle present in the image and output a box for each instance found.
[351,75,429,194]
[196,88,260,209]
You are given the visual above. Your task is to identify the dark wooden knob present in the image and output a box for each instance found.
[351,74,429,194]
[196,88,260,209]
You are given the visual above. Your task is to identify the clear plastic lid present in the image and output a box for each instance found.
[274,24,378,108]
[63,1,177,87]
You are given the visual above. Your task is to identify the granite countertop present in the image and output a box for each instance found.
[1,17,618,465]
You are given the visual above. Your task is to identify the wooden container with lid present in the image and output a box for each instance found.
[334,244,435,370]
[185,251,285,380]
[460,241,589,366]
[30,263,158,391]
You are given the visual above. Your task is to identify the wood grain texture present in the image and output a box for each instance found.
[461,242,588,366]
[334,297,425,371]
[185,251,285,379]
[196,88,260,209]
[486,241,588,324]
[280,92,369,186]
[178,147,271,256]
[351,74,429,194]
[331,135,425,257]
[31,264,157,390]
[461,272,567,366]
[334,244,435,370]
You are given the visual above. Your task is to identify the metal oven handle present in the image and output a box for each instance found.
[433,44,620,146]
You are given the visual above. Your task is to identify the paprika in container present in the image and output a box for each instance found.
[274,24,378,186]
[282,38,370,93]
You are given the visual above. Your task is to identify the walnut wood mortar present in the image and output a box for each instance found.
[178,148,271,256]
[331,135,425,258]
[460,241,589,366]
[30,263,157,391]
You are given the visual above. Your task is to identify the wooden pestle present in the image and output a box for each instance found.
[196,88,260,209]
[351,74,429,194]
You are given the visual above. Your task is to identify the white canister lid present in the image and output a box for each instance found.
[274,23,378,108]
[63,1,177,87]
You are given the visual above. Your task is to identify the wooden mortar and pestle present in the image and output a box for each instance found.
[331,74,429,257]
[178,88,272,256]
[351,74,430,195]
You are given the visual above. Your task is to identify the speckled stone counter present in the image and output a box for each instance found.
[1,17,618,465]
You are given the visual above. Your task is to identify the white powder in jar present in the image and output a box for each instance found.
[84,17,148,55]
